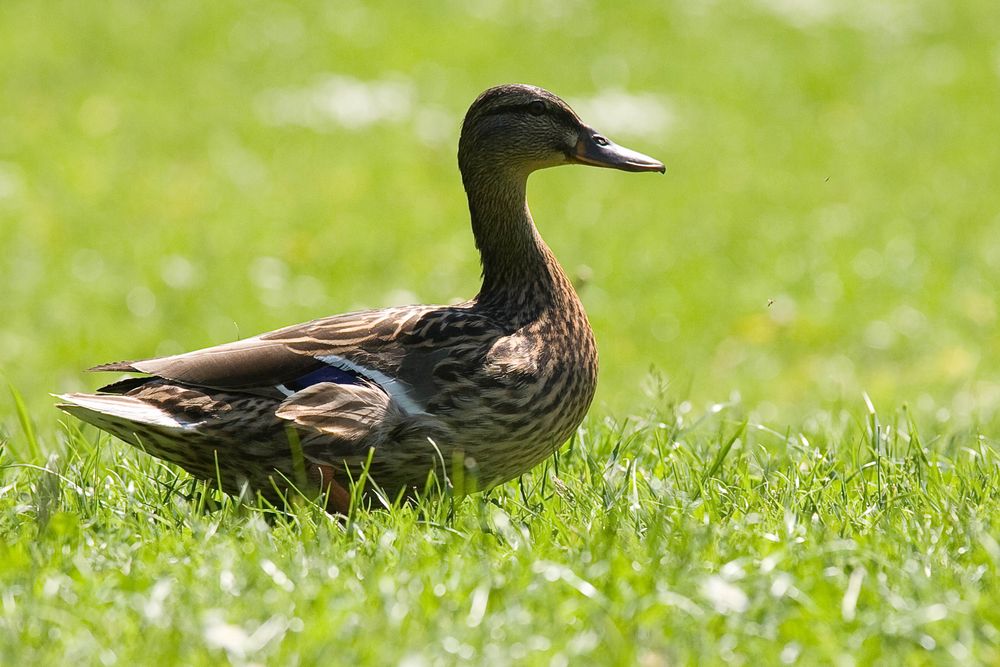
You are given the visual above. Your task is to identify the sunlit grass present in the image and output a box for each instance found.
[3,397,999,664]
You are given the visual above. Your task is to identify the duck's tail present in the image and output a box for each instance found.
[54,392,197,432]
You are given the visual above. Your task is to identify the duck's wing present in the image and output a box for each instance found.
[94,306,423,390]
[91,303,503,412]
[92,334,320,395]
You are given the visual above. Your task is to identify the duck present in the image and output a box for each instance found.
[57,84,664,513]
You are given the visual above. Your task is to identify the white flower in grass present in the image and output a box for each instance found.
[701,575,749,614]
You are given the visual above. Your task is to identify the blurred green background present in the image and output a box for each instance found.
[2,0,999,428]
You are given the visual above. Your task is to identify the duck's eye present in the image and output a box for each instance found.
[528,100,546,116]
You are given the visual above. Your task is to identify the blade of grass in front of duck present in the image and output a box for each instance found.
[8,384,41,462]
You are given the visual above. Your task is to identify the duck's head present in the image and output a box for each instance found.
[458,83,665,181]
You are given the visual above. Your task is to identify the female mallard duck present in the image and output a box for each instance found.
[58,84,664,513]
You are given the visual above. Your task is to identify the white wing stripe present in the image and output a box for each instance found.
[315,355,423,415]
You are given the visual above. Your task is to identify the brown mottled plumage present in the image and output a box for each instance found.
[57,84,664,513]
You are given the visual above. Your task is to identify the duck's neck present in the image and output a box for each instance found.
[463,170,568,318]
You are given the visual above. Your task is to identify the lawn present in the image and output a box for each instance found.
[2,0,1000,664]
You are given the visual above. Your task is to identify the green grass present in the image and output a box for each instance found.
[3,0,1000,663]
[4,399,1000,664]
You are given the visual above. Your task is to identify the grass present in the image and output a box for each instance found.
[3,0,1000,663]
[4,398,1000,664]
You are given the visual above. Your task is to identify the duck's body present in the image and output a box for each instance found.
[58,84,663,512]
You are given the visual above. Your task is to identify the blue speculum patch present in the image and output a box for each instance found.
[283,364,364,392]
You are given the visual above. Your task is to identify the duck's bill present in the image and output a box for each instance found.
[572,130,665,173]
